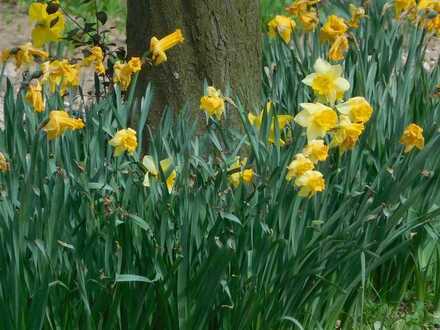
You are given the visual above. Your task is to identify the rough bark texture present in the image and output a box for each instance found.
[127,0,262,127]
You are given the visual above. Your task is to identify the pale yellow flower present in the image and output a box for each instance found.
[25,79,45,113]
[150,29,185,65]
[43,111,85,140]
[200,87,225,120]
[329,34,349,62]
[142,155,176,193]
[330,115,365,153]
[336,97,373,124]
[286,153,314,180]
[29,2,65,47]
[320,15,348,43]
[303,139,329,163]
[228,157,254,188]
[295,170,325,198]
[400,123,424,153]
[268,15,296,44]
[295,103,338,141]
[109,128,138,156]
[302,58,350,104]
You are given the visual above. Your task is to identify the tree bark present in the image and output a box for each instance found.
[127,0,262,128]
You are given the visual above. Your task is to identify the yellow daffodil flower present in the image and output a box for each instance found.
[25,79,45,113]
[347,4,367,29]
[295,103,338,141]
[394,0,416,17]
[295,170,325,198]
[113,58,142,91]
[400,123,424,153]
[330,115,365,153]
[150,29,185,65]
[228,157,254,188]
[41,59,80,94]
[248,102,294,145]
[200,86,225,120]
[1,43,48,69]
[336,97,373,123]
[302,58,350,104]
[142,155,177,193]
[285,0,320,16]
[268,15,296,44]
[82,46,106,75]
[108,128,138,156]
[0,152,9,173]
[43,110,85,140]
[320,15,348,43]
[28,2,65,47]
[298,10,319,31]
[286,153,315,181]
[303,139,329,163]
[329,34,349,62]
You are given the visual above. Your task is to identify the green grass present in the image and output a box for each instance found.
[0,0,440,329]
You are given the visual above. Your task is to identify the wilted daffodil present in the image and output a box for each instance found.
[248,102,294,145]
[113,57,142,91]
[400,123,424,153]
[330,115,365,153]
[336,97,373,124]
[295,170,325,198]
[150,29,184,65]
[28,2,65,47]
[347,4,367,29]
[286,153,314,181]
[320,15,348,43]
[1,43,48,69]
[303,139,329,163]
[0,152,9,173]
[142,155,177,193]
[41,59,80,94]
[394,0,416,17]
[43,110,85,140]
[268,15,296,44]
[295,103,338,141]
[228,157,254,188]
[200,86,225,120]
[25,79,45,113]
[82,46,106,75]
[108,128,138,156]
[302,58,350,104]
[329,34,349,62]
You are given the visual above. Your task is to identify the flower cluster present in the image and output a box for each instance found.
[393,0,440,35]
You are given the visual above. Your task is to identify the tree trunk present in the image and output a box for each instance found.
[127,0,262,128]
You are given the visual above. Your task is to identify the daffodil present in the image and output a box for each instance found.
[268,15,296,44]
[394,0,416,17]
[302,58,350,104]
[113,58,142,91]
[286,153,315,180]
[347,4,367,29]
[400,123,424,153]
[228,157,254,188]
[25,79,45,113]
[295,103,338,141]
[336,97,373,124]
[200,87,225,120]
[1,43,48,69]
[41,60,80,94]
[329,34,349,62]
[303,139,329,163]
[298,10,319,31]
[295,170,325,198]
[150,29,185,65]
[418,0,440,11]
[320,15,348,43]
[43,110,85,140]
[142,155,177,193]
[28,2,65,47]
[285,0,320,16]
[248,102,293,145]
[0,152,9,173]
[330,115,364,153]
[108,128,138,156]
[82,46,106,75]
